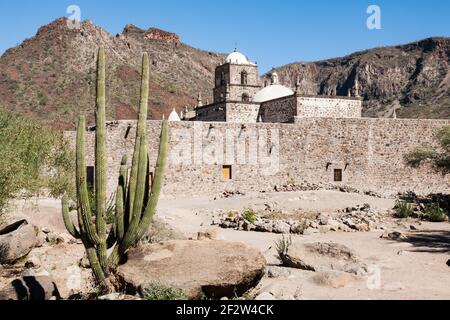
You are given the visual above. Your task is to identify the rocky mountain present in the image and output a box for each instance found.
[0,18,224,129]
[0,18,449,130]
[264,37,450,119]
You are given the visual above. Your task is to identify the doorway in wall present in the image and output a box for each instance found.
[223,165,232,180]
[334,169,343,182]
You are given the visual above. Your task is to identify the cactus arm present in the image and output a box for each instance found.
[127,136,140,223]
[95,46,108,272]
[136,120,168,241]
[116,185,125,242]
[62,196,80,239]
[120,138,148,250]
[137,53,149,139]
[76,115,100,245]
[77,208,107,286]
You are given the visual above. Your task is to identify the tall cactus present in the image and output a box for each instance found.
[62,47,168,291]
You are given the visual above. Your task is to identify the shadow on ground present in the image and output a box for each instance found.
[401,230,450,253]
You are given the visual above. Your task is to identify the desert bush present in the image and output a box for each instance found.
[242,208,257,224]
[425,203,447,222]
[405,149,435,167]
[275,235,292,262]
[0,110,73,215]
[227,211,238,218]
[395,201,414,218]
[405,126,450,173]
[143,283,187,300]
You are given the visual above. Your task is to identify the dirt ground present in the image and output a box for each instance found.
[5,190,450,300]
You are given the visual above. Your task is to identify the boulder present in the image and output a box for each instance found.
[0,219,37,264]
[116,240,266,299]
[272,221,291,234]
[0,276,60,300]
[279,242,368,276]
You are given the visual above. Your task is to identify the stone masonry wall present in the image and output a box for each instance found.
[193,103,226,122]
[296,96,362,119]
[226,102,260,122]
[64,118,450,199]
[260,95,297,123]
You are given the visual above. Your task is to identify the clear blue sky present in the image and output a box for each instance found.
[0,0,449,72]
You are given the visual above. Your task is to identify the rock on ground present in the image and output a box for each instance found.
[0,276,60,300]
[116,240,266,299]
[280,242,368,276]
[0,220,37,264]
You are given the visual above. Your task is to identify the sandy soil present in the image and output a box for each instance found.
[5,190,450,300]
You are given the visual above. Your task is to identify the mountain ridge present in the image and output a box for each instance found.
[0,17,448,130]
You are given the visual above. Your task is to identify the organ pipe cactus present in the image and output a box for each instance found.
[62,46,168,291]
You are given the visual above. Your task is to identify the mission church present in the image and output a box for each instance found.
[168,50,363,123]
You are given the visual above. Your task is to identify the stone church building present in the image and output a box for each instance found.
[66,50,450,199]
[181,50,362,123]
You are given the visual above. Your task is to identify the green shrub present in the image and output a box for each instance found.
[227,211,238,218]
[405,126,450,174]
[0,110,73,215]
[143,283,187,300]
[405,149,435,167]
[242,208,257,224]
[395,201,414,218]
[425,203,447,222]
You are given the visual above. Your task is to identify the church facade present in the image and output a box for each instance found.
[181,50,363,123]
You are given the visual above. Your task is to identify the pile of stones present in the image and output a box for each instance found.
[273,183,382,197]
[214,190,246,199]
[218,204,390,235]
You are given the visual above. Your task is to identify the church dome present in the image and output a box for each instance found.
[226,50,249,65]
[168,108,181,121]
[253,84,294,103]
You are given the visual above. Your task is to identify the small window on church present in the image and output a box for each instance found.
[241,71,248,85]
[223,165,232,180]
[242,93,250,102]
[334,169,343,182]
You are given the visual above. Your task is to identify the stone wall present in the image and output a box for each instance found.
[64,118,450,199]
[226,102,260,123]
[193,103,226,122]
[296,95,362,119]
[260,95,297,123]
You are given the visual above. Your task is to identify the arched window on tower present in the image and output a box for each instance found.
[220,72,226,86]
[241,71,248,85]
[242,93,250,102]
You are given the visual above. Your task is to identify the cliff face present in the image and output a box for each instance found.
[0,18,224,129]
[263,37,450,119]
